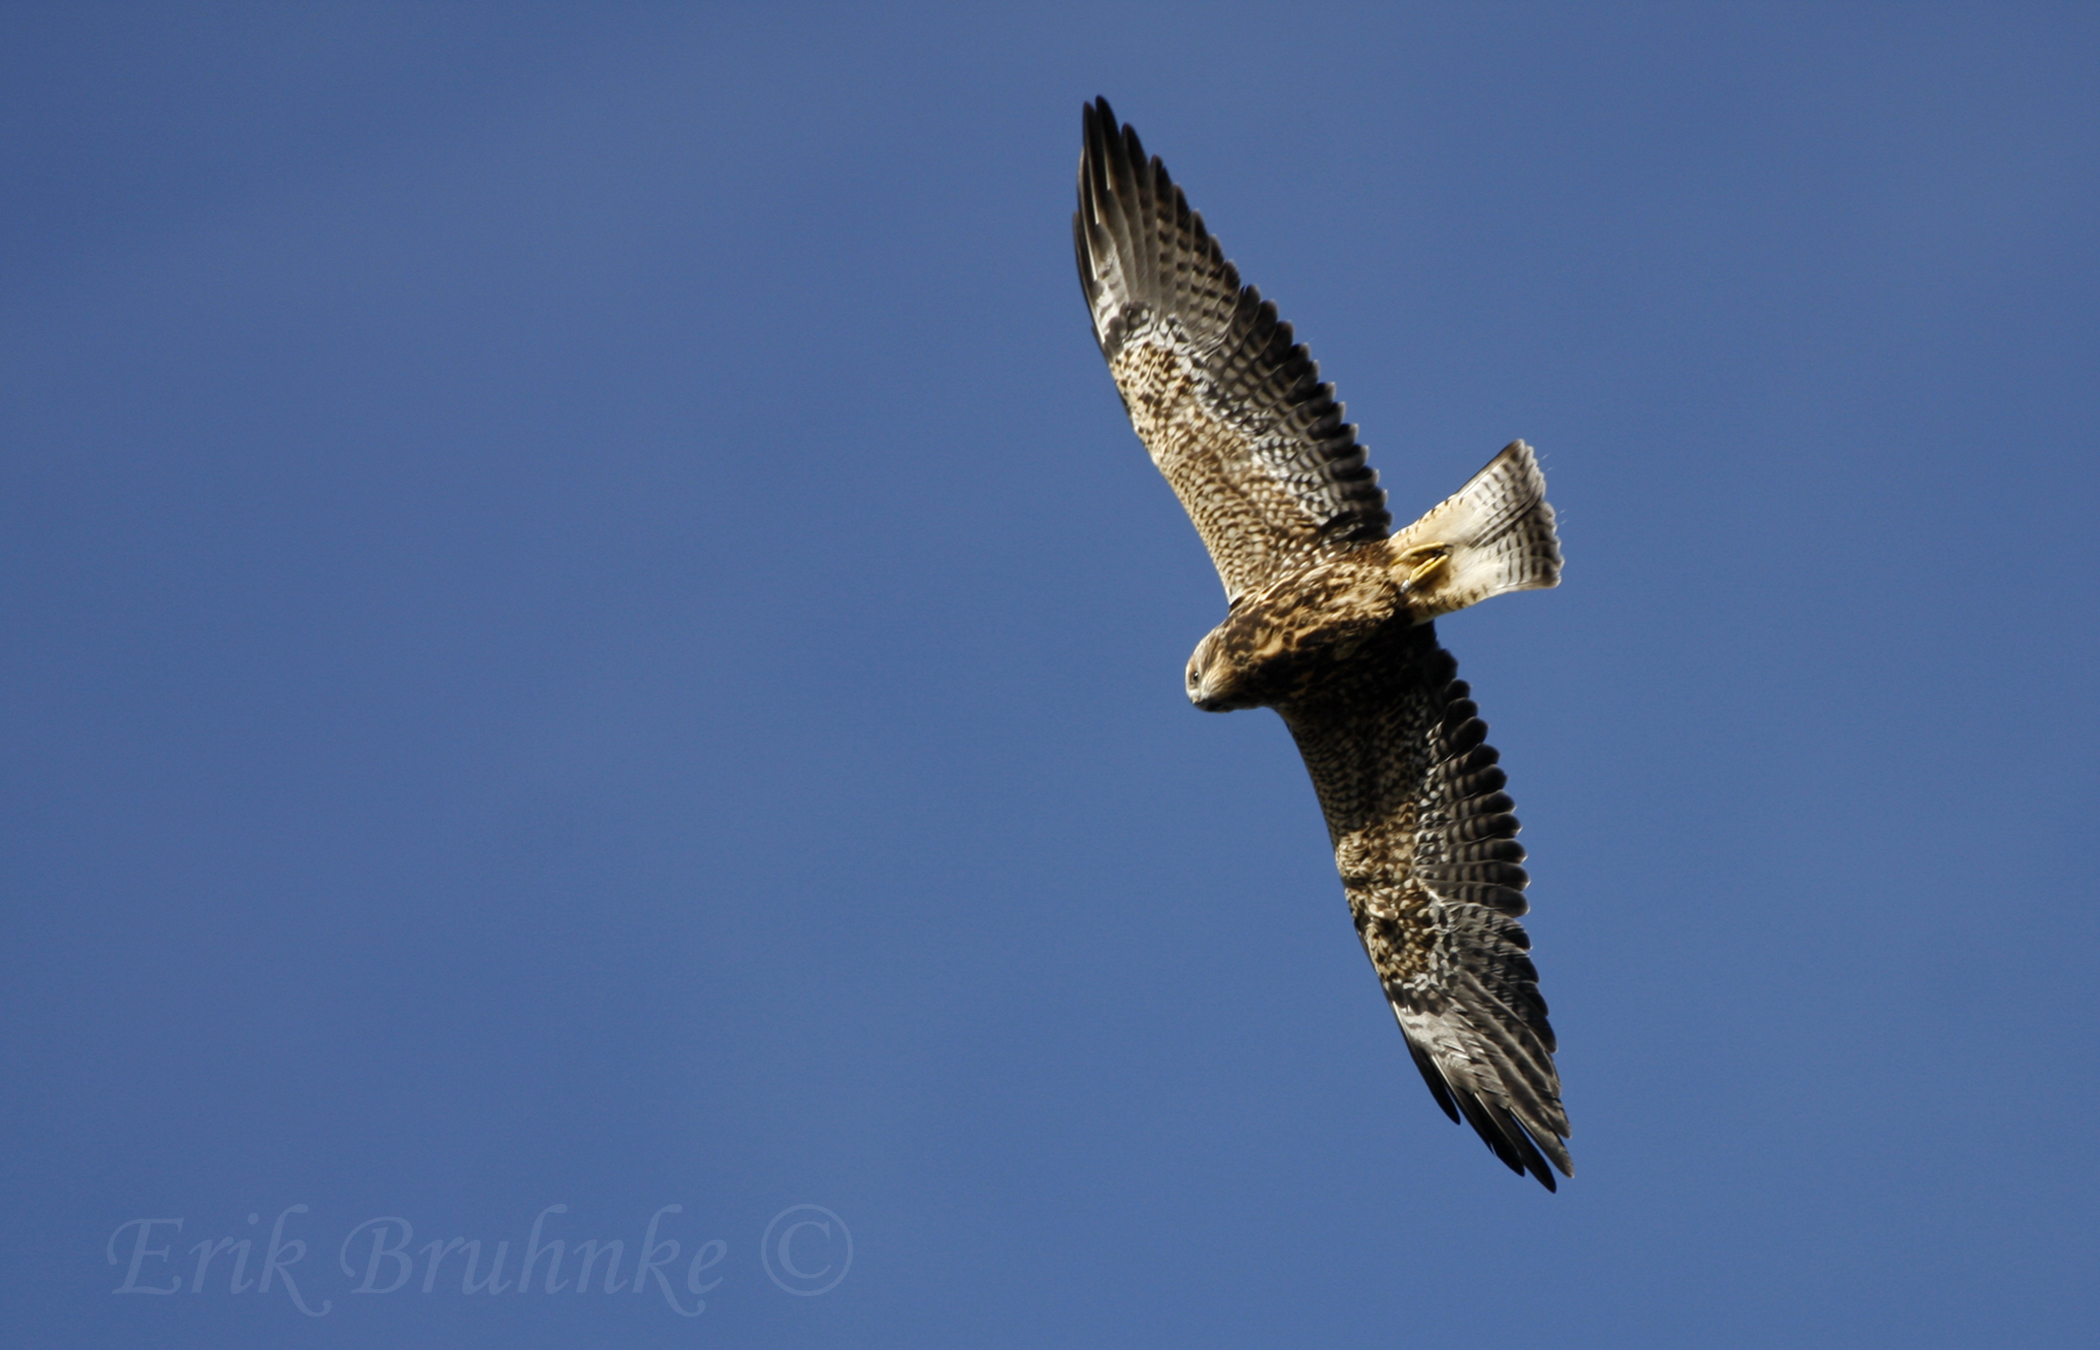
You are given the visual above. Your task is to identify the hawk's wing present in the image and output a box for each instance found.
[1281,622,1572,1189]
[1074,98,1390,603]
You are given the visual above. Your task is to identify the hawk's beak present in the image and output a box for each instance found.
[1188,669,1237,713]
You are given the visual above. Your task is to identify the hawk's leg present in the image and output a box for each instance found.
[1394,543,1451,587]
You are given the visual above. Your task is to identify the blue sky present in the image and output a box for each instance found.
[4,4,2097,1346]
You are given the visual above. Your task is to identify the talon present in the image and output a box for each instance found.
[1395,543,1451,586]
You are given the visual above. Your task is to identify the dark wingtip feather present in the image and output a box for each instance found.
[1406,1038,1463,1125]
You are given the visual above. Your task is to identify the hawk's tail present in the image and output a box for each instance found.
[1395,441,1561,617]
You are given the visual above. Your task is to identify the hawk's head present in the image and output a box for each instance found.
[1186,628,1259,713]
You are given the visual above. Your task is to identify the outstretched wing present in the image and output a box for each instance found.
[1280,622,1571,1189]
[1075,97,1390,603]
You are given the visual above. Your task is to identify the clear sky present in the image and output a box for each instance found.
[5,5,2097,1347]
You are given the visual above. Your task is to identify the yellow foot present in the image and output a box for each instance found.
[1394,543,1451,586]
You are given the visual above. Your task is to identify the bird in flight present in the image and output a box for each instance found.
[1074,97,1571,1189]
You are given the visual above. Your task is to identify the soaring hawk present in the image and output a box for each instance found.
[1074,98,1572,1189]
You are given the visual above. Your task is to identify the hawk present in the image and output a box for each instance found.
[1074,98,1572,1189]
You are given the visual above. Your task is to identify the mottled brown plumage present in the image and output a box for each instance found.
[1075,98,1572,1188]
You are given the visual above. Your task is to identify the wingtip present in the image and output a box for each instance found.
[1080,97,1149,177]
[1082,96,1123,157]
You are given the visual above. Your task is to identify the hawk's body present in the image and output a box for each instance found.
[1075,99,1573,1188]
